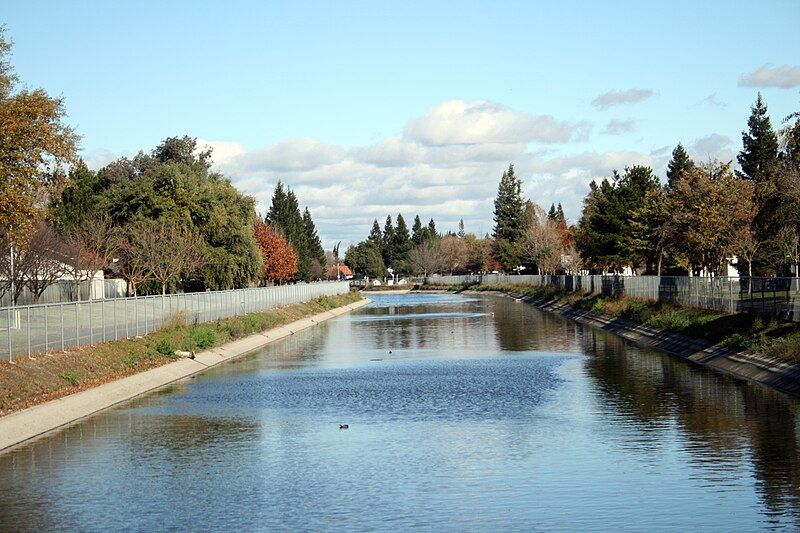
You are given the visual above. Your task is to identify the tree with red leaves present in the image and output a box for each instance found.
[253,221,298,284]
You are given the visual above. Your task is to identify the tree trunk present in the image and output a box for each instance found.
[162,282,167,295]
[657,253,663,276]
[748,261,753,295]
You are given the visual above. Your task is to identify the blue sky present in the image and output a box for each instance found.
[4,1,800,245]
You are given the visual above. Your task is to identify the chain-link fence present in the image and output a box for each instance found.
[0,281,350,361]
[424,274,800,321]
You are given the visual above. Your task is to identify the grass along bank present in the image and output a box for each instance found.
[0,292,362,416]
[445,283,800,364]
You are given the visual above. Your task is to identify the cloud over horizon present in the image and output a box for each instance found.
[85,99,736,249]
[591,88,655,110]
[739,64,800,89]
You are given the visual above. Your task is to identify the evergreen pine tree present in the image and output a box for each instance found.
[302,207,326,266]
[266,181,289,226]
[266,182,312,280]
[666,143,695,188]
[547,203,556,220]
[285,190,311,280]
[737,93,779,184]
[457,219,466,239]
[427,218,438,239]
[382,215,395,268]
[492,164,526,270]
[367,219,383,249]
[393,213,412,272]
[493,164,525,241]
[556,203,565,222]
[412,215,425,245]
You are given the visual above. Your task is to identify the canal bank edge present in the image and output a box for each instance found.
[513,293,800,398]
[0,299,371,453]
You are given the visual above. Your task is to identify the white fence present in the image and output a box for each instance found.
[0,281,350,361]
[424,274,800,321]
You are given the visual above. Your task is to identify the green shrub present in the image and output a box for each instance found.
[590,299,607,315]
[722,333,747,349]
[187,326,218,350]
[154,338,176,357]
[60,372,80,387]
[242,315,261,334]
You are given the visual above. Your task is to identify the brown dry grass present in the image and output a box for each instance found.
[0,292,362,416]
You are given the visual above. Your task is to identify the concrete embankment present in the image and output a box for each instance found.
[0,299,370,453]
[523,295,800,398]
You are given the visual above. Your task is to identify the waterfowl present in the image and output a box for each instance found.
[339,424,349,429]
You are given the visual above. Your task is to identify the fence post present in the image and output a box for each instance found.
[60,303,64,351]
[6,307,11,362]
[102,298,106,343]
[27,307,31,357]
[45,306,48,353]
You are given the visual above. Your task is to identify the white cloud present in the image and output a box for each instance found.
[600,119,637,135]
[404,100,592,145]
[688,133,735,163]
[591,88,655,110]
[88,100,665,248]
[739,64,800,89]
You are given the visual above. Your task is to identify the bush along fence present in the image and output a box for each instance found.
[424,274,800,321]
[0,281,350,361]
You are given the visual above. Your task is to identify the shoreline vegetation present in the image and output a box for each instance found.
[0,292,361,416]
[416,283,800,365]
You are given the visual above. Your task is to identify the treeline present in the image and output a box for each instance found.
[0,30,328,304]
[343,94,799,280]
[575,94,800,276]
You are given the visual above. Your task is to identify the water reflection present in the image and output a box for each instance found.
[0,292,798,530]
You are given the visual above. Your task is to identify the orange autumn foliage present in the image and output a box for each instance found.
[253,221,298,283]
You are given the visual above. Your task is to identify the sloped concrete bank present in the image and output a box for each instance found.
[0,299,370,453]
[520,294,800,398]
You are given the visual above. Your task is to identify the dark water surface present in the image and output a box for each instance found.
[1,293,799,531]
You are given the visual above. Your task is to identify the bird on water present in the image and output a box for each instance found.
[339,424,349,430]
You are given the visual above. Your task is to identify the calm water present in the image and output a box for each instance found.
[1,293,799,531]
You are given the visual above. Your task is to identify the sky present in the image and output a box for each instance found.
[4,1,800,247]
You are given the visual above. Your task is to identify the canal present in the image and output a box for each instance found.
[0,293,798,530]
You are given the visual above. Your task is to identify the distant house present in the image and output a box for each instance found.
[325,264,353,280]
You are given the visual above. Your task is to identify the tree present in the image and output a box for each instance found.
[66,215,119,299]
[737,94,782,252]
[439,235,467,274]
[492,164,526,270]
[367,219,383,249]
[629,188,672,274]
[738,93,779,184]
[137,221,207,295]
[731,225,763,282]
[12,222,67,304]
[777,226,800,278]
[344,242,385,278]
[412,215,425,245]
[520,203,563,274]
[54,137,261,290]
[0,28,79,246]
[427,218,438,239]
[253,221,298,283]
[669,162,755,275]
[666,143,695,189]
[382,215,395,268]
[409,240,444,276]
[574,166,660,273]
[118,222,152,296]
[392,213,412,272]
[457,219,466,239]
[302,207,326,269]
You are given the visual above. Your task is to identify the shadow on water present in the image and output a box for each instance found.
[580,328,800,524]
